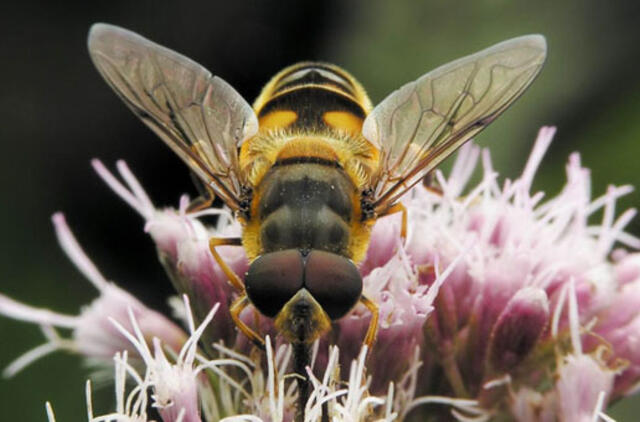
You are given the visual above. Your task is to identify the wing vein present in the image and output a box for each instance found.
[88,24,258,212]
[362,35,547,213]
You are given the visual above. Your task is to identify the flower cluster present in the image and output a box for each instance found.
[1,126,640,421]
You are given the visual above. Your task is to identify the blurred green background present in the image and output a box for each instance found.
[1,0,639,420]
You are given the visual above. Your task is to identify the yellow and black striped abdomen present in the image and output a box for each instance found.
[253,62,373,135]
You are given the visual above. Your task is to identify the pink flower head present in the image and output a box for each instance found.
[4,126,640,421]
[0,213,186,375]
[88,127,640,420]
[108,296,218,422]
[92,159,247,347]
[593,267,640,397]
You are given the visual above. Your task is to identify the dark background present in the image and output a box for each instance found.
[1,1,639,420]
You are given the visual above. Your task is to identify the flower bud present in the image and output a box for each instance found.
[159,234,242,347]
[486,287,549,373]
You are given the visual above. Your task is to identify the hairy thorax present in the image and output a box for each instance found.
[256,163,356,256]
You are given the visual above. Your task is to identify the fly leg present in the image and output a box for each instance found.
[186,177,215,213]
[360,295,380,349]
[379,202,408,240]
[186,193,214,213]
[185,164,218,213]
[209,237,265,350]
[351,294,379,413]
[209,237,244,291]
[422,172,444,196]
[229,295,266,350]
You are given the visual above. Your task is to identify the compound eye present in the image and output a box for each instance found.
[245,250,304,318]
[304,250,362,320]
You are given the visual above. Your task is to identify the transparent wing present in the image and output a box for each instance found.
[362,35,546,213]
[88,23,258,211]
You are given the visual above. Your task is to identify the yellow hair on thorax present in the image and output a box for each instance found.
[239,128,379,191]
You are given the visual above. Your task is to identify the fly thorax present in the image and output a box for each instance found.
[256,163,356,256]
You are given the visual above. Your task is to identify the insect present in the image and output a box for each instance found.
[88,23,545,416]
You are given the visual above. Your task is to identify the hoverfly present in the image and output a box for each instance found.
[88,23,546,416]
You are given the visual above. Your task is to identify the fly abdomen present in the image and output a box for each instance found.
[252,62,372,135]
[258,87,365,132]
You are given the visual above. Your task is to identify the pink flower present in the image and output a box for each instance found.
[4,126,640,421]
[0,213,186,375]
[92,160,248,348]
[108,297,218,422]
[593,261,640,397]
[556,353,615,422]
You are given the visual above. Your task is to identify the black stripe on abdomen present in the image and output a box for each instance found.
[274,64,357,98]
[273,156,342,168]
[257,87,365,129]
